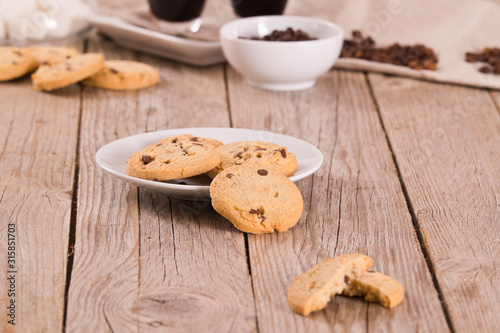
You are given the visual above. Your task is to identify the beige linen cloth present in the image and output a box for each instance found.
[99,0,500,89]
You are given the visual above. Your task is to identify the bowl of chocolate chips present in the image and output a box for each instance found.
[220,16,343,91]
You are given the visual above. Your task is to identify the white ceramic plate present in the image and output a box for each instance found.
[88,16,224,66]
[95,127,323,200]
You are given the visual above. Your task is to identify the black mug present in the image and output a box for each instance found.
[148,0,207,33]
[231,0,288,17]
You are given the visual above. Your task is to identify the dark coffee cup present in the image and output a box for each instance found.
[148,0,207,33]
[231,0,288,17]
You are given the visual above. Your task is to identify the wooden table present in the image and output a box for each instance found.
[1,31,500,333]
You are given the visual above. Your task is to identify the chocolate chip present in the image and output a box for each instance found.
[41,61,49,66]
[14,50,22,56]
[249,208,261,215]
[280,148,287,158]
[479,65,492,74]
[182,149,188,155]
[109,68,119,74]
[260,215,266,222]
[172,139,178,143]
[236,151,243,158]
[241,27,317,41]
[226,173,234,178]
[344,276,350,284]
[367,269,375,273]
[257,169,268,176]
[141,155,152,164]
[190,137,200,142]
[255,147,266,151]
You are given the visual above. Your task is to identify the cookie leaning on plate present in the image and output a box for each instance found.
[126,134,223,181]
[210,164,303,234]
[207,141,298,179]
[31,53,104,91]
[26,45,80,66]
[82,60,159,90]
[0,47,38,81]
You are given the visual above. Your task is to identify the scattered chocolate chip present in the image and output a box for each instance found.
[257,169,268,176]
[367,269,375,273]
[249,208,261,215]
[190,137,200,142]
[279,148,287,158]
[479,66,492,74]
[236,151,243,158]
[341,30,438,71]
[235,162,243,165]
[141,155,152,164]
[255,147,266,151]
[182,149,188,155]
[109,68,119,74]
[40,61,49,66]
[241,27,317,42]
[172,139,178,143]
[66,55,71,59]
[193,143,203,146]
[260,215,266,222]
[226,173,234,178]
[344,276,350,284]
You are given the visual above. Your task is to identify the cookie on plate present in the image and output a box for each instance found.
[287,254,373,316]
[26,45,80,66]
[207,141,298,179]
[0,47,38,81]
[82,60,159,90]
[126,134,223,181]
[210,164,303,234]
[343,271,404,308]
[31,53,104,91]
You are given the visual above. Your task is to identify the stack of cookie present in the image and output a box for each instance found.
[0,45,159,91]
[126,134,304,234]
[287,254,405,316]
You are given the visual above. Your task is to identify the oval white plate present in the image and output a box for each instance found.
[95,127,323,200]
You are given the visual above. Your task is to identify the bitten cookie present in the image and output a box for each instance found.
[82,60,159,90]
[287,254,373,316]
[126,134,223,181]
[26,45,79,66]
[31,53,105,91]
[210,164,303,234]
[0,47,38,81]
[343,271,404,308]
[207,141,298,179]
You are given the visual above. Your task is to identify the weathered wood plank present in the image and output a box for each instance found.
[370,74,500,333]
[66,38,256,332]
[134,53,256,332]
[226,68,449,332]
[0,74,80,331]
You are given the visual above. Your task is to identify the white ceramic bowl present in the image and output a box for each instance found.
[219,16,344,91]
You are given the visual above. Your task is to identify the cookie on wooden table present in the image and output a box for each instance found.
[26,45,80,66]
[287,254,373,316]
[207,141,298,179]
[82,60,159,90]
[210,164,303,234]
[31,53,105,91]
[0,47,38,81]
[343,271,404,308]
[126,134,223,181]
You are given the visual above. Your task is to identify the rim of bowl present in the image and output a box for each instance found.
[219,15,344,45]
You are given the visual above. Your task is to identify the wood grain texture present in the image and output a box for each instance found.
[0,75,80,331]
[226,68,449,332]
[370,74,500,333]
[134,52,256,332]
[66,37,256,332]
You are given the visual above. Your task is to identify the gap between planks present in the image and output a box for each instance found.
[364,72,456,333]
[62,39,86,333]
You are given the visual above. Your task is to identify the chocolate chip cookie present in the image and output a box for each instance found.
[126,134,223,181]
[207,141,298,179]
[210,164,303,234]
[26,45,79,66]
[0,47,38,81]
[342,271,404,308]
[31,53,104,91]
[82,60,159,90]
